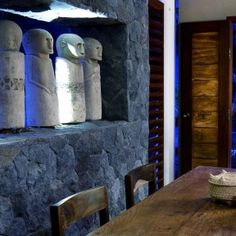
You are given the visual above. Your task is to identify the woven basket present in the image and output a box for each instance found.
[209,182,236,201]
[209,171,236,201]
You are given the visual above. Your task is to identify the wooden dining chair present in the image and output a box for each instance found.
[125,163,156,209]
[50,186,109,236]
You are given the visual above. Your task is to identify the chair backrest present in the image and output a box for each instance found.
[125,163,156,209]
[50,186,109,236]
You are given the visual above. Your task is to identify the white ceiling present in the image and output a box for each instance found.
[179,0,236,23]
[0,0,107,22]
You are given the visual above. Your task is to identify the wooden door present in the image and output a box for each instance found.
[180,21,231,174]
[148,0,164,188]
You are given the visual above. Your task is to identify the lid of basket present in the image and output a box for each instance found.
[208,170,236,186]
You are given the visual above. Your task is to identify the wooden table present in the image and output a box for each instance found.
[89,166,236,236]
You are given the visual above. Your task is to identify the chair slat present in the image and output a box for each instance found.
[50,186,109,236]
[125,163,156,209]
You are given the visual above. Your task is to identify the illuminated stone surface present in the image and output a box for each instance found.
[0,20,24,129]
[23,29,59,127]
[56,33,86,123]
[83,38,103,120]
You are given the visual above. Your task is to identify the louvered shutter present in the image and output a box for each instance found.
[148,0,164,189]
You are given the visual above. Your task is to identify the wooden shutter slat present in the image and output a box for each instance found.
[148,145,163,153]
[149,14,162,21]
[149,104,163,110]
[156,170,164,177]
[156,161,164,168]
[149,126,163,133]
[150,57,163,65]
[150,75,163,81]
[149,154,163,162]
[149,100,163,106]
[150,65,163,73]
[149,119,163,126]
[149,120,163,126]
[150,48,162,53]
[149,0,164,190]
[149,129,163,136]
[149,29,163,39]
[150,38,163,48]
[150,83,163,89]
[149,19,163,30]
[149,136,163,144]
[156,178,164,186]
[149,92,163,99]
[149,110,163,116]
[149,0,164,11]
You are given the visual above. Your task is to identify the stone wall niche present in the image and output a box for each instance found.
[77,23,128,121]
[53,19,128,121]
[0,0,149,235]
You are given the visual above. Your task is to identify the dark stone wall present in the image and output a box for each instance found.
[0,121,148,235]
[0,0,149,235]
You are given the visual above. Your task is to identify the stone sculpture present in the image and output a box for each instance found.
[55,33,86,123]
[23,28,59,127]
[0,20,25,129]
[83,38,103,120]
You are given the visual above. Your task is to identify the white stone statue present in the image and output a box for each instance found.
[23,28,59,127]
[83,38,103,120]
[55,33,86,123]
[0,20,25,129]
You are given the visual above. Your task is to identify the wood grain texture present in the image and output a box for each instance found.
[89,167,236,236]
[192,111,217,128]
[192,32,219,48]
[180,21,230,174]
[192,48,218,65]
[192,144,218,159]
[125,163,156,209]
[50,186,109,236]
[192,64,218,80]
[191,31,219,168]
[192,80,218,97]
[192,97,218,112]
[192,159,218,168]
[192,127,218,143]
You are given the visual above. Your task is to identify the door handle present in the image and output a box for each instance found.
[183,113,190,118]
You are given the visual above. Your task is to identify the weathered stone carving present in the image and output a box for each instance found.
[0,20,25,129]
[23,28,59,127]
[83,38,103,120]
[55,33,86,123]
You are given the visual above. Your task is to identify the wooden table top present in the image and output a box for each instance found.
[89,166,236,236]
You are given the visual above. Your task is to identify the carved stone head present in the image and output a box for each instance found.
[84,38,102,61]
[22,28,53,56]
[56,33,85,63]
[0,20,22,51]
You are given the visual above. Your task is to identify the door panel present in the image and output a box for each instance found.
[192,127,218,143]
[192,64,218,80]
[180,21,231,174]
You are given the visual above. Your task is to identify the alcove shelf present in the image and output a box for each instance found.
[0,0,149,235]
